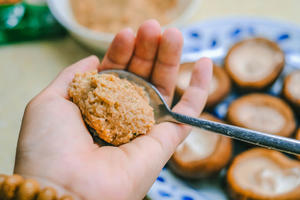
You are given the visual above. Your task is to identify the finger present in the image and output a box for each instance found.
[120,58,213,191]
[100,28,135,70]
[172,57,213,117]
[128,19,161,79]
[150,58,213,158]
[151,28,183,105]
[47,55,100,99]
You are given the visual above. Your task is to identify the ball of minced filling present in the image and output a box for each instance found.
[68,71,155,146]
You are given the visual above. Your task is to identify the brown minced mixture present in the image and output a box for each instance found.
[70,0,177,33]
[68,71,155,146]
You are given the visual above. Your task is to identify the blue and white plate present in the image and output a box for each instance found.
[148,17,300,200]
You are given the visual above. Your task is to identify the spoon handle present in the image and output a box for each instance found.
[169,112,300,155]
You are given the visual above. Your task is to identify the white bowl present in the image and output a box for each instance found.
[47,0,200,53]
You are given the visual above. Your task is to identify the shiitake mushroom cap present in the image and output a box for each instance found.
[227,93,296,137]
[227,148,300,200]
[176,63,231,108]
[225,37,285,91]
[168,113,232,179]
[282,70,300,113]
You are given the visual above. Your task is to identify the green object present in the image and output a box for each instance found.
[0,2,25,29]
[0,1,66,44]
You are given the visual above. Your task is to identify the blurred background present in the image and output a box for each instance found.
[0,0,300,175]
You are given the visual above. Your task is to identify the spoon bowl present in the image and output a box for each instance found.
[99,69,173,124]
[99,69,300,155]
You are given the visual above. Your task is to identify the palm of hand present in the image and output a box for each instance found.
[14,20,212,200]
[17,96,140,199]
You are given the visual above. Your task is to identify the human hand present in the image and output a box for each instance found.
[14,20,213,200]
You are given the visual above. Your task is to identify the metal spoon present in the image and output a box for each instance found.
[99,69,300,155]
